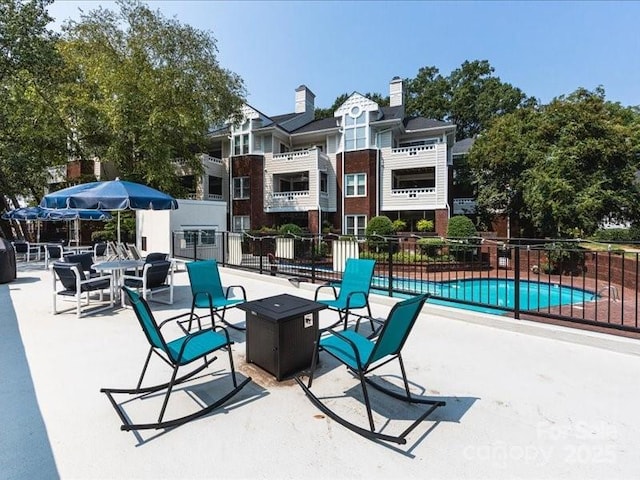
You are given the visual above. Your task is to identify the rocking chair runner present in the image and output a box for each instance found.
[101,287,251,431]
[296,294,445,445]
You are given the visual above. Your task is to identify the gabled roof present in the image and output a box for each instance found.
[291,117,339,135]
[403,117,453,131]
[373,105,405,121]
[452,137,476,155]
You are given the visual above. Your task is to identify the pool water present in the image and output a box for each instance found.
[371,277,596,315]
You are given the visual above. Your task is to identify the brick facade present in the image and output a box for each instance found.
[336,150,378,231]
[231,155,274,230]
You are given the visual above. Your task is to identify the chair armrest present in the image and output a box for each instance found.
[79,275,113,288]
[157,311,195,329]
[225,285,246,301]
[314,284,338,301]
[345,290,369,308]
[321,328,366,369]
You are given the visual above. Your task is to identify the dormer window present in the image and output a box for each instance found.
[344,106,368,151]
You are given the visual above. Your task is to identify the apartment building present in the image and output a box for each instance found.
[207,77,464,237]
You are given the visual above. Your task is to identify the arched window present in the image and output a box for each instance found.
[343,106,368,151]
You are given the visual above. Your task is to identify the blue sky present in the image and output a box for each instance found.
[48,1,640,116]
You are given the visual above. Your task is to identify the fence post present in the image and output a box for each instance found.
[514,246,520,319]
[259,237,263,275]
[193,232,197,261]
[311,236,316,284]
[221,231,226,266]
[387,239,393,297]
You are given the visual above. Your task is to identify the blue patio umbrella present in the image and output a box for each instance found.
[40,178,178,243]
[2,207,112,243]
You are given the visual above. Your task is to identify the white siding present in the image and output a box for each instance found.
[379,144,448,211]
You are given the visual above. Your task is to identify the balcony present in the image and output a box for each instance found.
[390,144,437,157]
[391,187,436,198]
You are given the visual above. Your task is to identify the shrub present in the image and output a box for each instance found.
[365,216,395,237]
[543,241,585,275]
[446,215,477,238]
[365,216,396,253]
[91,230,115,242]
[391,219,407,232]
[417,237,446,257]
[416,219,434,233]
[277,223,303,235]
[591,228,634,243]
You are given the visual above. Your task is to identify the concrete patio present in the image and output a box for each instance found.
[2,261,640,479]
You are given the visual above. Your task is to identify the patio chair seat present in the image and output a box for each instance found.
[52,262,113,317]
[166,330,229,365]
[122,260,173,307]
[319,330,375,370]
[186,260,247,331]
[315,258,376,331]
[101,287,252,431]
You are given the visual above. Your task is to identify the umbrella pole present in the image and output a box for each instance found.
[117,211,121,245]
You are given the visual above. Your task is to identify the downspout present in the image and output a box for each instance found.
[375,128,393,219]
[228,135,233,232]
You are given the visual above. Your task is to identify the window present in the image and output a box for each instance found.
[233,177,250,199]
[232,121,250,155]
[320,172,328,193]
[208,175,223,196]
[233,215,250,232]
[345,215,366,237]
[345,173,366,197]
[344,105,368,151]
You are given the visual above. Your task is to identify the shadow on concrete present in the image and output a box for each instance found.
[0,284,59,479]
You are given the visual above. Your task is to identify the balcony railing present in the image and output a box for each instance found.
[272,151,313,162]
[201,154,223,165]
[272,190,310,199]
[390,145,437,156]
[391,187,436,198]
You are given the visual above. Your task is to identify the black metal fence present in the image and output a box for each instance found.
[172,231,640,334]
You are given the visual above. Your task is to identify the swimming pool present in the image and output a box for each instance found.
[371,277,597,315]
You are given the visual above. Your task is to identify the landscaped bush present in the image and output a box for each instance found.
[416,219,434,232]
[446,215,477,238]
[543,241,585,275]
[365,215,396,253]
[392,219,407,232]
[446,216,478,260]
[591,228,637,243]
[417,237,446,257]
[278,223,303,235]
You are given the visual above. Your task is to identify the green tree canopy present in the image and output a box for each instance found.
[0,0,67,224]
[57,0,246,195]
[468,87,640,237]
[406,60,535,140]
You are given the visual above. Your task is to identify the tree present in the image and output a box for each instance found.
[406,60,534,140]
[57,0,246,196]
[468,87,640,237]
[0,0,67,237]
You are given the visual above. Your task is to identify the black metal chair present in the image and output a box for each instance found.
[101,287,252,431]
[45,243,72,269]
[296,294,445,444]
[63,252,100,278]
[12,241,40,262]
[144,252,168,262]
[52,262,113,317]
[121,260,173,307]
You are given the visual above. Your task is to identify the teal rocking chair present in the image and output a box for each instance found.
[296,294,445,444]
[186,260,247,331]
[314,258,376,331]
[101,287,251,431]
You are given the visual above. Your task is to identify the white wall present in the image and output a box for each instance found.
[137,199,227,255]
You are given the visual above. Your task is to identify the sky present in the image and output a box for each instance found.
[47,0,640,116]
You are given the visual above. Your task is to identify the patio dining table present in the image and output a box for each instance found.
[92,259,145,302]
